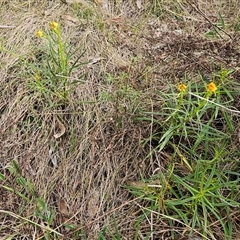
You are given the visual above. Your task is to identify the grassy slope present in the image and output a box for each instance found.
[0,0,240,239]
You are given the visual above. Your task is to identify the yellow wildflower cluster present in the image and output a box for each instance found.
[177,82,217,94]
[36,21,59,37]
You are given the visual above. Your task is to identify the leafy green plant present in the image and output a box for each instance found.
[27,21,86,107]
[0,160,62,239]
[126,157,240,239]
[1,160,34,202]
[34,198,57,239]
[126,69,240,239]
[142,69,235,167]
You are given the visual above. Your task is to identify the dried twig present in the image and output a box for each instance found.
[0,25,15,29]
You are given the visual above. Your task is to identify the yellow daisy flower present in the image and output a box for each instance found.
[36,30,43,37]
[207,82,217,93]
[50,21,58,31]
[178,83,187,92]
[35,74,40,81]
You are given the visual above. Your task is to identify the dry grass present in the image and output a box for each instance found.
[1,0,240,239]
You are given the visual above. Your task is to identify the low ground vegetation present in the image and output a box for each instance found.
[1,0,240,239]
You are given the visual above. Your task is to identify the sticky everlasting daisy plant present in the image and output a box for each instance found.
[30,21,85,106]
[134,69,237,240]
[149,73,233,161]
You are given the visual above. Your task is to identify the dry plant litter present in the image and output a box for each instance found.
[1,0,240,239]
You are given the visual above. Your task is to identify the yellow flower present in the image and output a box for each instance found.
[35,74,40,81]
[36,30,43,37]
[207,82,217,93]
[50,21,58,31]
[178,83,187,92]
